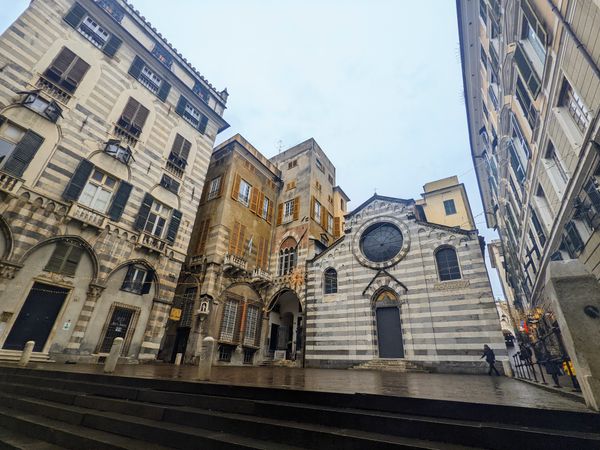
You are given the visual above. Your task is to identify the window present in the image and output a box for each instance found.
[584,177,600,215]
[514,44,541,97]
[45,242,84,276]
[208,176,221,200]
[262,196,271,220]
[480,46,488,71]
[482,101,489,119]
[243,349,255,364]
[238,179,251,206]
[166,134,191,178]
[314,200,322,223]
[286,180,296,191]
[243,305,259,346]
[79,168,116,213]
[510,113,531,160]
[315,158,324,172]
[144,201,170,238]
[360,223,404,263]
[220,299,239,342]
[151,44,173,69]
[128,56,171,102]
[278,238,297,276]
[288,160,298,169]
[444,199,457,215]
[0,122,45,178]
[229,221,246,256]
[20,92,62,123]
[530,207,546,247]
[98,306,134,353]
[488,85,499,110]
[479,0,487,24]
[563,221,584,258]
[435,247,461,281]
[324,268,337,294]
[160,174,180,194]
[64,3,122,56]
[42,47,90,99]
[340,199,345,210]
[544,141,568,185]
[283,199,294,222]
[218,344,234,362]
[121,266,148,294]
[509,142,526,184]
[515,76,538,130]
[115,97,149,143]
[94,0,125,22]
[175,96,208,133]
[104,140,132,165]
[328,174,334,185]
[327,213,334,234]
[520,0,547,64]
[315,180,322,192]
[559,80,591,133]
[193,81,209,102]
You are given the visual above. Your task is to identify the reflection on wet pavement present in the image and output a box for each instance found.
[12,363,591,412]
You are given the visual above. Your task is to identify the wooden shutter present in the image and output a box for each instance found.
[237,225,246,256]
[256,191,265,217]
[180,138,191,161]
[102,34,122,57]
[231,173,241,200]
[277,203,283,225]
[63,2,86,28]
[3,130,44,177]
[45,242,69,273]
[50,47,76,77]
[217,173,225,197]
[175,95,187,117]
[63,245,84,276]
[140,269,155,295]
[157,80,171,102]
[229,222,240,255]
[256,237,264,268]
[66,56,90,87]
[121,98,139,124]
[310,196,316,220]
[293,197,300,221]
[134,193,154,230]
[166,209,182,244]
[334,217,341,238]
[321,207,328,229]
[62,159,93,201]
[132,103,149,130]
[120,265,135,291]
[107,181,133,221]
[128,56,144,79]
[198,115,208,134]
[249,188,259,213]
[198,219,210,254]
[267,198,273,224]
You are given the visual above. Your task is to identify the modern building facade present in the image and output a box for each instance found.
[161,135,348,366]
[0,0,228,362]
[457,0,600,368]
[305,187,506,372]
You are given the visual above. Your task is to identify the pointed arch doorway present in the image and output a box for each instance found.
[374,290,404,358]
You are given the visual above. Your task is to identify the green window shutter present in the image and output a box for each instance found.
[157,80,171,102]
[63,245,84,276]
[175,95,187,117]
[166,209,182,244]
[198,115,208,134]
[102,34,122,57]
[128,56,145,79]
[3,130,44,177]
[121,265,135,291]
[45,242,69,273]
[134,193,154,230]
[514,44,541,98]
[107,181,133,221]
[64,2,87,28]
[63,159,94,201]
[140,269,154,295]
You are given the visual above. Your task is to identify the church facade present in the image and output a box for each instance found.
[306,195,507,373]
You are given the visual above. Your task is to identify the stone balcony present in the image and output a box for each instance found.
[137,231,168,254]
[67,203,107,229]
[0,171,23,197]
[188,255,205,271]
[250,267,272,288]
[222,253,247,276]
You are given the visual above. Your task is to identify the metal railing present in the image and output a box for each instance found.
[512,353,581,391]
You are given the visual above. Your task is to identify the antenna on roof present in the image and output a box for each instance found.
[276,139,283,154]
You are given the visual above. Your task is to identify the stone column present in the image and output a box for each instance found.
[544,260,600,411]
[65,284,104,354]
[140,300,170,360]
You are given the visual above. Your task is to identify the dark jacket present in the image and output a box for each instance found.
[481,347,496,364]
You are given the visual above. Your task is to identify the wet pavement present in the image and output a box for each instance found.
[8,363,592,413]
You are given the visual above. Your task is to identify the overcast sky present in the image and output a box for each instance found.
[0,1,504,297]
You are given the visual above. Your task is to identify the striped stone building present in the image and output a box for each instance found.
[0,0,228,362]
[305,193,507,373]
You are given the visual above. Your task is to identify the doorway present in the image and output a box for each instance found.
[98,306,135,353]
[376,307,404,358]
[3,282,69,352]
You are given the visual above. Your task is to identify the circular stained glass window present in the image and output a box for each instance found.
[359,222,403,263]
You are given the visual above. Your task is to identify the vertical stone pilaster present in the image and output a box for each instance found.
[65,284,105,353]
[140,300,170,360]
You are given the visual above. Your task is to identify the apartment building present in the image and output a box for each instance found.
[0,0,228,362]
[457,0,600,371]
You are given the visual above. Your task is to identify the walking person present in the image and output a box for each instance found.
[481,344,500,376]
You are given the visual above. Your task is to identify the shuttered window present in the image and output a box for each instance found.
[128,56,171,102]
[334,217,341,238]
[563,221,584,258]
[160,173,180,194]
[121,265,147,294]
[196,219,210,254]
[175,96,209,134]
[64,3,122,57]
[1,128,44,177]
[229,221,246,256]
[514,44,541,98]
[43,47,90,94]
[256,236,268,270]
[529,207,546,247]
[116,97,149,141]
[243,305,259,346]
[45,242,84,276]
[107,180,133,221]
[515,76,538,130]
[220,299,239,342]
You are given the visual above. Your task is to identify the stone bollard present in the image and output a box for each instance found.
[18,341,35,366]
[174,352,183,366]
[103,337,124,374]
[197,337,215,381]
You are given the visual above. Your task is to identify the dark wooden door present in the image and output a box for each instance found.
[170,327,190,363]
[3,282,69,352]
[376,307,404,358]
[269,324,279,351]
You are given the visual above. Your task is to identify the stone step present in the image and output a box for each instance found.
[0,378,599,449]
[0,351,52,363]
[0,426,63,450]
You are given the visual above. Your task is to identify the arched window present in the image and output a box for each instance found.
[435,246,461,281]
[324,268,337,294]
[278,237,297,276]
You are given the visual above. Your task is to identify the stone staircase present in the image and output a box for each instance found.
[0,349,53,363]
[0,365,599,449]
[352,358,428,372]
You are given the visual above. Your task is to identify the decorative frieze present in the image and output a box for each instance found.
[433,280,471,291]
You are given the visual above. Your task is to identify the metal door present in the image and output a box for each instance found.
[3,282,69,352]
[99,307,134,353]
[376,307,404,358]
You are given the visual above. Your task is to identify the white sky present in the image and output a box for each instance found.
[0,0,504,297]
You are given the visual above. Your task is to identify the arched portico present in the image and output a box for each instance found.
[267,288,303,361]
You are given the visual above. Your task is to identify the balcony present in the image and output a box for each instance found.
[67,203,107,229]
[137,231,167,253]
[188,255,205,270]
[0,171,22,197]
[250,267,272,288]
[222,253,247,276]
[36,76,72,104]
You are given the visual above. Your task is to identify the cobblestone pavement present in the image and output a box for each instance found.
[11,363,592,412]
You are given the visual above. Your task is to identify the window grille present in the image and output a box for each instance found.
[220,299,238,342]
[243,305,259,346]
[324,268,338,294]
[435,247,461,281]
[560,81,591,133]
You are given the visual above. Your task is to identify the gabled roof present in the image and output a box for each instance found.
[308,235,346,263]
[345,194,414,218]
